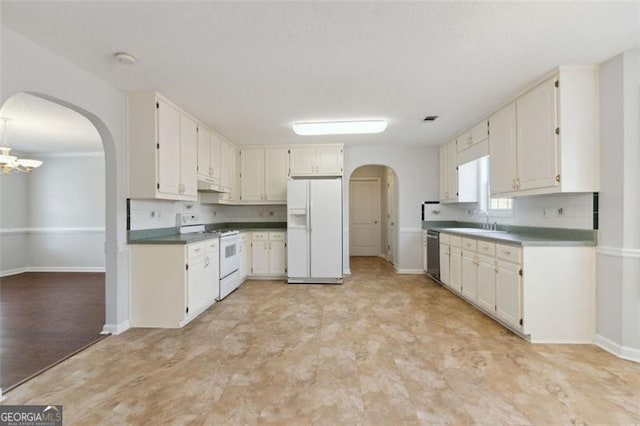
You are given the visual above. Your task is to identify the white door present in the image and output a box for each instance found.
[439,146,447,201]
[489,102,518,195]
[450,247,462,293]
[386,169,397,264]
[180,115,198,197]
[289,147,316,176]
[265,148,289,201]
[495,260,522,328]
[251,240,269,275]
[439,244,450,285]
[287,180,310,278]
[461,251,477,301]
[240,148,264,202]
[517,77,558,191]
[210,133,222,183]
[197,126,211,179]
[316,146,342,175]
[349,179,381,256]
[310,179,342,278]
[157,99,181,196]
[476,254,495,312]
[269,240,286,275]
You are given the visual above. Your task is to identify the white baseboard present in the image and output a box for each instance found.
[0,266,105,277]
[595,334,640,363]
[0,267,28,277]
[102,320,130,335]
[395,268,425,274]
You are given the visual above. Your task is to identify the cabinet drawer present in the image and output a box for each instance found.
[439,233,450,244]
[462,238,477,251]
[449,235,462,247]
[269,232,286,241]
[477,241,495,256]
[496,244,521,263]
[204,238,218,254]
[187,242,206,259]
[252,232,267,241]
[239,232,249,243]
[439,243,450,255]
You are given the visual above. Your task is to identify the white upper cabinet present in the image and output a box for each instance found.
[289,144,343,176]
[239,147,289,203]
[128,93,198,201]
[489,66,599,197]
[438,146,448,201]
[197,126,224,190]
[219,139,238,202]
[489,102,518,194]
[440,139,477,204]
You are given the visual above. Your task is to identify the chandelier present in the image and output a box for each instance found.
[0,117,43,175]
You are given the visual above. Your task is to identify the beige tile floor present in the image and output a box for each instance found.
[3,257,639,424]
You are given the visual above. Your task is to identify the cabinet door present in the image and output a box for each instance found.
[251,240,269,275]
[197,126,211,180]
[265,148,290,201]
[489,102,518,195]
[180,115,198,197]
[422,231,428,272]
[495,260,522,328]
[517,77,558,191]
[456,131,472,152]
[228,144,238,201]
[439,244,450,285]
[289,147,316,176]
[446,140,458,201]
[449,247,462,293]
[316,146,343,175]
[238,242,247,280]
[470,120,489,145]
[240,148,265,202]
[439,146,447,201]
[461,250,477,301]
[208,252,220,301]
[157,99,181,196]
[187,257,208,318]
[476,254,495,312]
[210,133,222,184]
[269,240,286,275]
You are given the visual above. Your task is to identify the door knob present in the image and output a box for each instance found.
[374,220,378,224]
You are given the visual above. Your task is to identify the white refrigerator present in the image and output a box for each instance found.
[287,178,343,284]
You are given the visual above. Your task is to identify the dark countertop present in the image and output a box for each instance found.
[423,221,597,247]
[128,222,287,245]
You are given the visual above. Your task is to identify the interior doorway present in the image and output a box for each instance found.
[0,93,106,393]
[349,165,398,265]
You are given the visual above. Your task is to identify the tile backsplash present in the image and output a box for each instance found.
[129,199,286,230]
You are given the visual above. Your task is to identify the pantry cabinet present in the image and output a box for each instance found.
[128,93,199,201]
[250,231,287,277]
[489,67,599,197]
[239,147,289,203]
[289,145,343,176]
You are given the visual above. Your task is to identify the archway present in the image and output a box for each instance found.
[0,92,117,393]
[348,165,399,267]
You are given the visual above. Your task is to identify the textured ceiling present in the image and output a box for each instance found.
[1,2,638,147]
[0,93,102,153]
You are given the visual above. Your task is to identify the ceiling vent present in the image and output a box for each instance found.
[423,116,438,122]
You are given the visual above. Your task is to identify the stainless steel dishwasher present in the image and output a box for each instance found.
[426,229,440,281]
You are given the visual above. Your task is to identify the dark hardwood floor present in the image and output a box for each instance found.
[0,272,105,392]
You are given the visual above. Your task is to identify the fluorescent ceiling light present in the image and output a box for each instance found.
[292,120,387,136]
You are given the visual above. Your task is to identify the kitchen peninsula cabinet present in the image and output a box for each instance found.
[128,93,198,201]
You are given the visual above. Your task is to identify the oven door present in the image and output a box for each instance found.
[220,236,240,278]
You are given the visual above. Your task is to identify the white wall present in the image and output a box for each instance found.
[344,144,438,273]
[1,25,129,333]
[0,154,105,275]
[595,49,640,361]
[129,199,286,230]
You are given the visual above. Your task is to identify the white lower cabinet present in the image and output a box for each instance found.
[437,232,594,343]
[130,239,219,328]
[422,231,428,272]
[238,232,250,282]
[250,231,287,277]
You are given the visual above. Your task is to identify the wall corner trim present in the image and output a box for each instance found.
[102,321,130,335]
[595,334,640,363]
[596,246,640,259]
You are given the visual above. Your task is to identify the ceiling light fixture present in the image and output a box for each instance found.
[0,117,43,175]
[114,52,136,65]
[292,120,387,136]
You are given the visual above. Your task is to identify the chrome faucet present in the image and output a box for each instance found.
[473,209,491,229]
